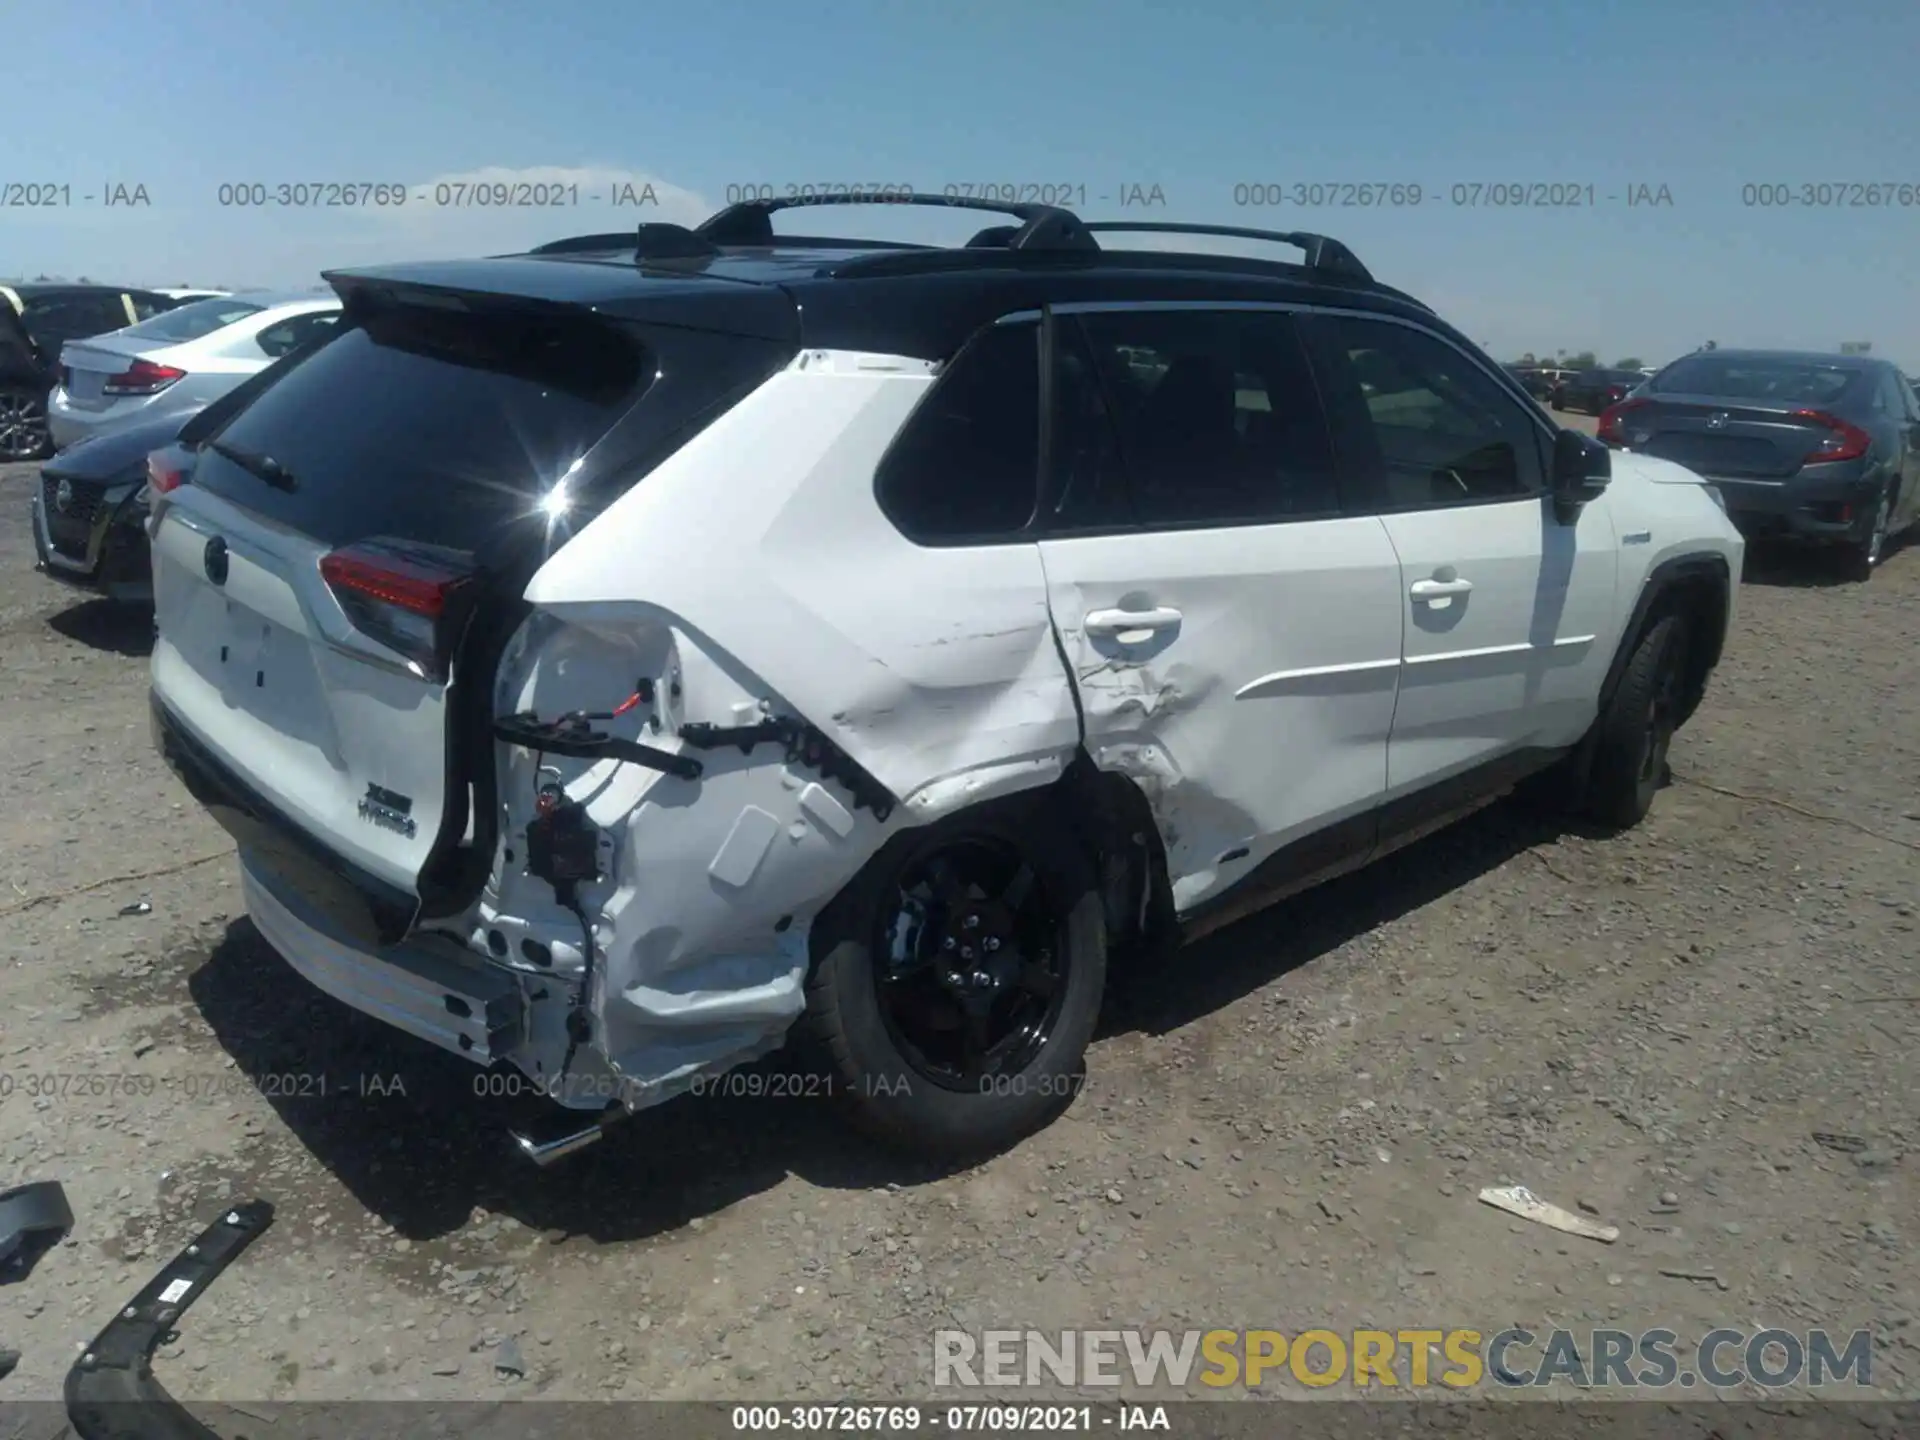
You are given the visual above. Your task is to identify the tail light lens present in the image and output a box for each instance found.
[1596,398,1648,447]
[145,447,190,495]
[320,538,476,680]
[103,359,187,396]
[1791,409,1872,465]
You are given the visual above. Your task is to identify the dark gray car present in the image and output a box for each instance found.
[1600,350,1920,579]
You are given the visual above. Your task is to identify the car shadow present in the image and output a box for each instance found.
[184,918,951,1246]
[1099,796,1586,1040]
[46,597,155,656]
[179,789,1612,1245]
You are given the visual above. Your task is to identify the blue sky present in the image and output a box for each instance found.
[5,0,1917,367]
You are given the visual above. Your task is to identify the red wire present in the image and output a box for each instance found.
[609,691,643,717]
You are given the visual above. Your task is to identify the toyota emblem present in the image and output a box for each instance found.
[54,478,74,514]
[203,535,230,586]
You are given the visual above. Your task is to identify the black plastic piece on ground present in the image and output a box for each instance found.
[65,1198,275,1440]
[679,717,896,822]
[493,711,703,781]
[0,1179,75,1281]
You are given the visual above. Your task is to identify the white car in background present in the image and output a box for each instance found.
[47,293,340,450]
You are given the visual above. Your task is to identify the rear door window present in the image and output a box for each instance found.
[1059,308,1343,528]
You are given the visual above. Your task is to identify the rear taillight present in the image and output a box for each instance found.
[146,449,189,495]
[319,539,475,679]
[1791,409,1872,465]
[103,359,186,396]
[1596,397,1648,447]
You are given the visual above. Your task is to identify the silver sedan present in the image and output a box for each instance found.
[47,294,340,450]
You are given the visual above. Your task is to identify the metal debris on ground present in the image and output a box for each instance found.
[1477,1184,1620,1243]
[117,899,153,917]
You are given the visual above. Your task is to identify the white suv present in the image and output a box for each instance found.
[146,198,1743,1163]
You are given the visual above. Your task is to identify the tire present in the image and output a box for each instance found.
[800,797,1108,1160]
[1583,613,1690,830]
[1844,483,1894,582]
[0,386,53,462]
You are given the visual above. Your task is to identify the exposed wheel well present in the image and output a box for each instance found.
[1046,755,1177,962]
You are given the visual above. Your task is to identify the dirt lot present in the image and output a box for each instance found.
[1,411,1915,1410]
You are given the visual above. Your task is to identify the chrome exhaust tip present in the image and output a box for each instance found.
[508,1106,629,1167]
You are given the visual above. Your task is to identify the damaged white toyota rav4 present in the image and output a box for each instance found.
[147,197,1743,1164]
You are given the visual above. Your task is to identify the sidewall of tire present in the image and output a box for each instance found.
[802,799,1108,1160]
[1585,613,1683,829]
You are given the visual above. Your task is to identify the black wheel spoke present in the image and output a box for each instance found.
[1013,951,1056,999]
[874,835,1075,1091]
[998,863,1036,913]
[926,856,973,912]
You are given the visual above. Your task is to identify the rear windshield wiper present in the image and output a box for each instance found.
[208,439,298,492]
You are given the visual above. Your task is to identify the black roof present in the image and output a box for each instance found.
[323,196,1448,361]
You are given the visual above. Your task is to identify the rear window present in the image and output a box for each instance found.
[1652,356,1864,406]
[118,297,265,344]
[192,303,654,550]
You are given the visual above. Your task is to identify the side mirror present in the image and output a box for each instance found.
[1550,428,1610,520]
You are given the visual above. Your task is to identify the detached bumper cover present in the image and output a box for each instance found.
[65,1199,275,1440]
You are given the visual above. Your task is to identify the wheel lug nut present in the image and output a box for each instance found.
[943,936,956,950]
[985,937,1000,952]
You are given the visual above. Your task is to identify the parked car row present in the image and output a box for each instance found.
[0,281,340,461]
[15,196,1907,1166]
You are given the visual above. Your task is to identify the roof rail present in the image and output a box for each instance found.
[695,193,1098,252]
[1080,223,1371,283]
[528,224,718,261]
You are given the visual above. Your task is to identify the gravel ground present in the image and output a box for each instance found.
[2,413,1915,1411]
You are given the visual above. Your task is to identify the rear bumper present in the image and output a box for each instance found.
[242,856,523,1062]
[1710,465,1883,543]
[47,392,155,450]
[149,693,418,946]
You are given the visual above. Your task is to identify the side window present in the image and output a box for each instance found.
[129,292,170,321]
[1899,375,1920,422]
[874,321,1040,543]
[1062,308,1340,528]
[1304,313,1546,511]
[256,312,339,359]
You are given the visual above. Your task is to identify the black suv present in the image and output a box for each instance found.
[0,283,180,460]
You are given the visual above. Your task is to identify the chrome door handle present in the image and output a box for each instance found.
[1084,606,1183,638]
[1410,578,1474,600]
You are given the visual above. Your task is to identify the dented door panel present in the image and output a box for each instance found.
[1039,518,1405,914]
